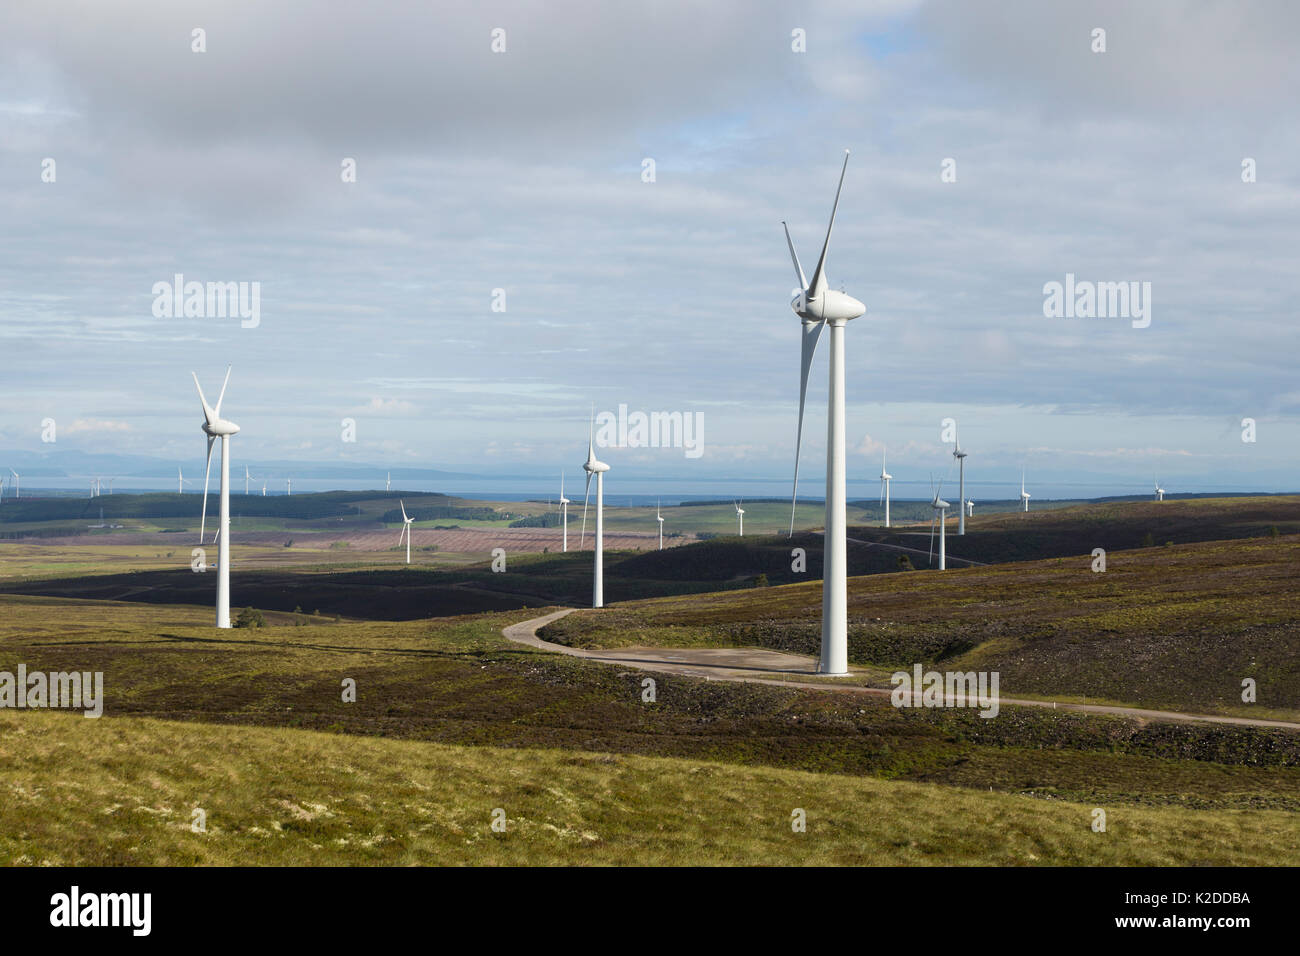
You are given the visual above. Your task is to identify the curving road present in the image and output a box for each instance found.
[503,608,1300,732]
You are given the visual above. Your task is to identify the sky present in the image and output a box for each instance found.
[2,0,1298,499]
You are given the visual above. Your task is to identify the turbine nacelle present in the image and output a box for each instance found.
[201,418,240,437]
[791,289,866,323]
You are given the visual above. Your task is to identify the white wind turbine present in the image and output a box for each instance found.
[928,480,951,571]
[286,477,292,496]
[244,465,254,496]
[1154,478,1165,502]
[9,469,19,499]
[386,472,391,492]
[1020,469,1031,512]
[177,466,186,494]
[734,498,745,537]
[879,448,892,528]
[579,412,610,609]
[558,472,570,553]
[953,425,968,536]
[397,500,414,563]
[656,499,664,550]
[966,499,974,518]
[261,480,267,497]
[785,149,867,676]
[192,365,240,629]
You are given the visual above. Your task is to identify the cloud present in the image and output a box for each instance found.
[64,418,131,434]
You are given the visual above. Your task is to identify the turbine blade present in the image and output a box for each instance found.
[199,435,214,541]
[808,149,850,297]
[580,472,592,548]
[192,372,215,424]
[790,318,827,535]
[214,365,232,417]
[400,500,409,522]
[781,221,808,290]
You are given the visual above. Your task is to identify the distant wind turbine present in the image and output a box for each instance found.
[1020,469,1031,512]
[953,425,968,536]
[558,472,570,553]
[192,365,240,628]
[9,469,19,499]
[657,499,665,550]
[579,410,610,609]
[734,499,745,537]
[1154,478,1165,502]
[386,472,391,492]
[784,149,866,675]
[879,448,892,528]
[966,499,974,518]
[244,465,254,496]
[397,500,414,563]
[286,477,292,496]
[929,479,950,571]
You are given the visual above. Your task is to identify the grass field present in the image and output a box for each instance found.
[541,534,1300,720]
[4,710,1297,866]
[1,494,1297,866]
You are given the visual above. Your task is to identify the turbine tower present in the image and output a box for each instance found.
[785,149,866,676]
[953,426,968,535]
[657,499,665,550]
[192,366,240,628]
[734,499,745,537]
[286,477,292,496]
[879,448,892,528]
[929,481,950,571]
[558,472,570,553]
[1020,470,1031,512]
[397,500,414,563]
[579,412,610,609]
[386,472,392,493]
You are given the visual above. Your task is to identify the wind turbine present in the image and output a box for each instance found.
[107,478,114,495]
[261,480,267,497]
[9,469,19,499]
[286,477,292,496]
[579,411,610,609]
[953,426,968,536]
[928,480,950,571]
[1020,469,1031,512]
[1154,478,1165,502]
[386,472,391,493]
[879,448,892,528]
[657,499,665,550]
[178,466,186,494]
[558,472,570,552]
[397,500,414,563]
[192,365,240,629]
[244,465,253,496]
[734,499,745,537]
[784,149,867,676]
[966,499,974,518]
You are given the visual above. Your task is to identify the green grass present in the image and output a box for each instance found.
[3,710,1298,866]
